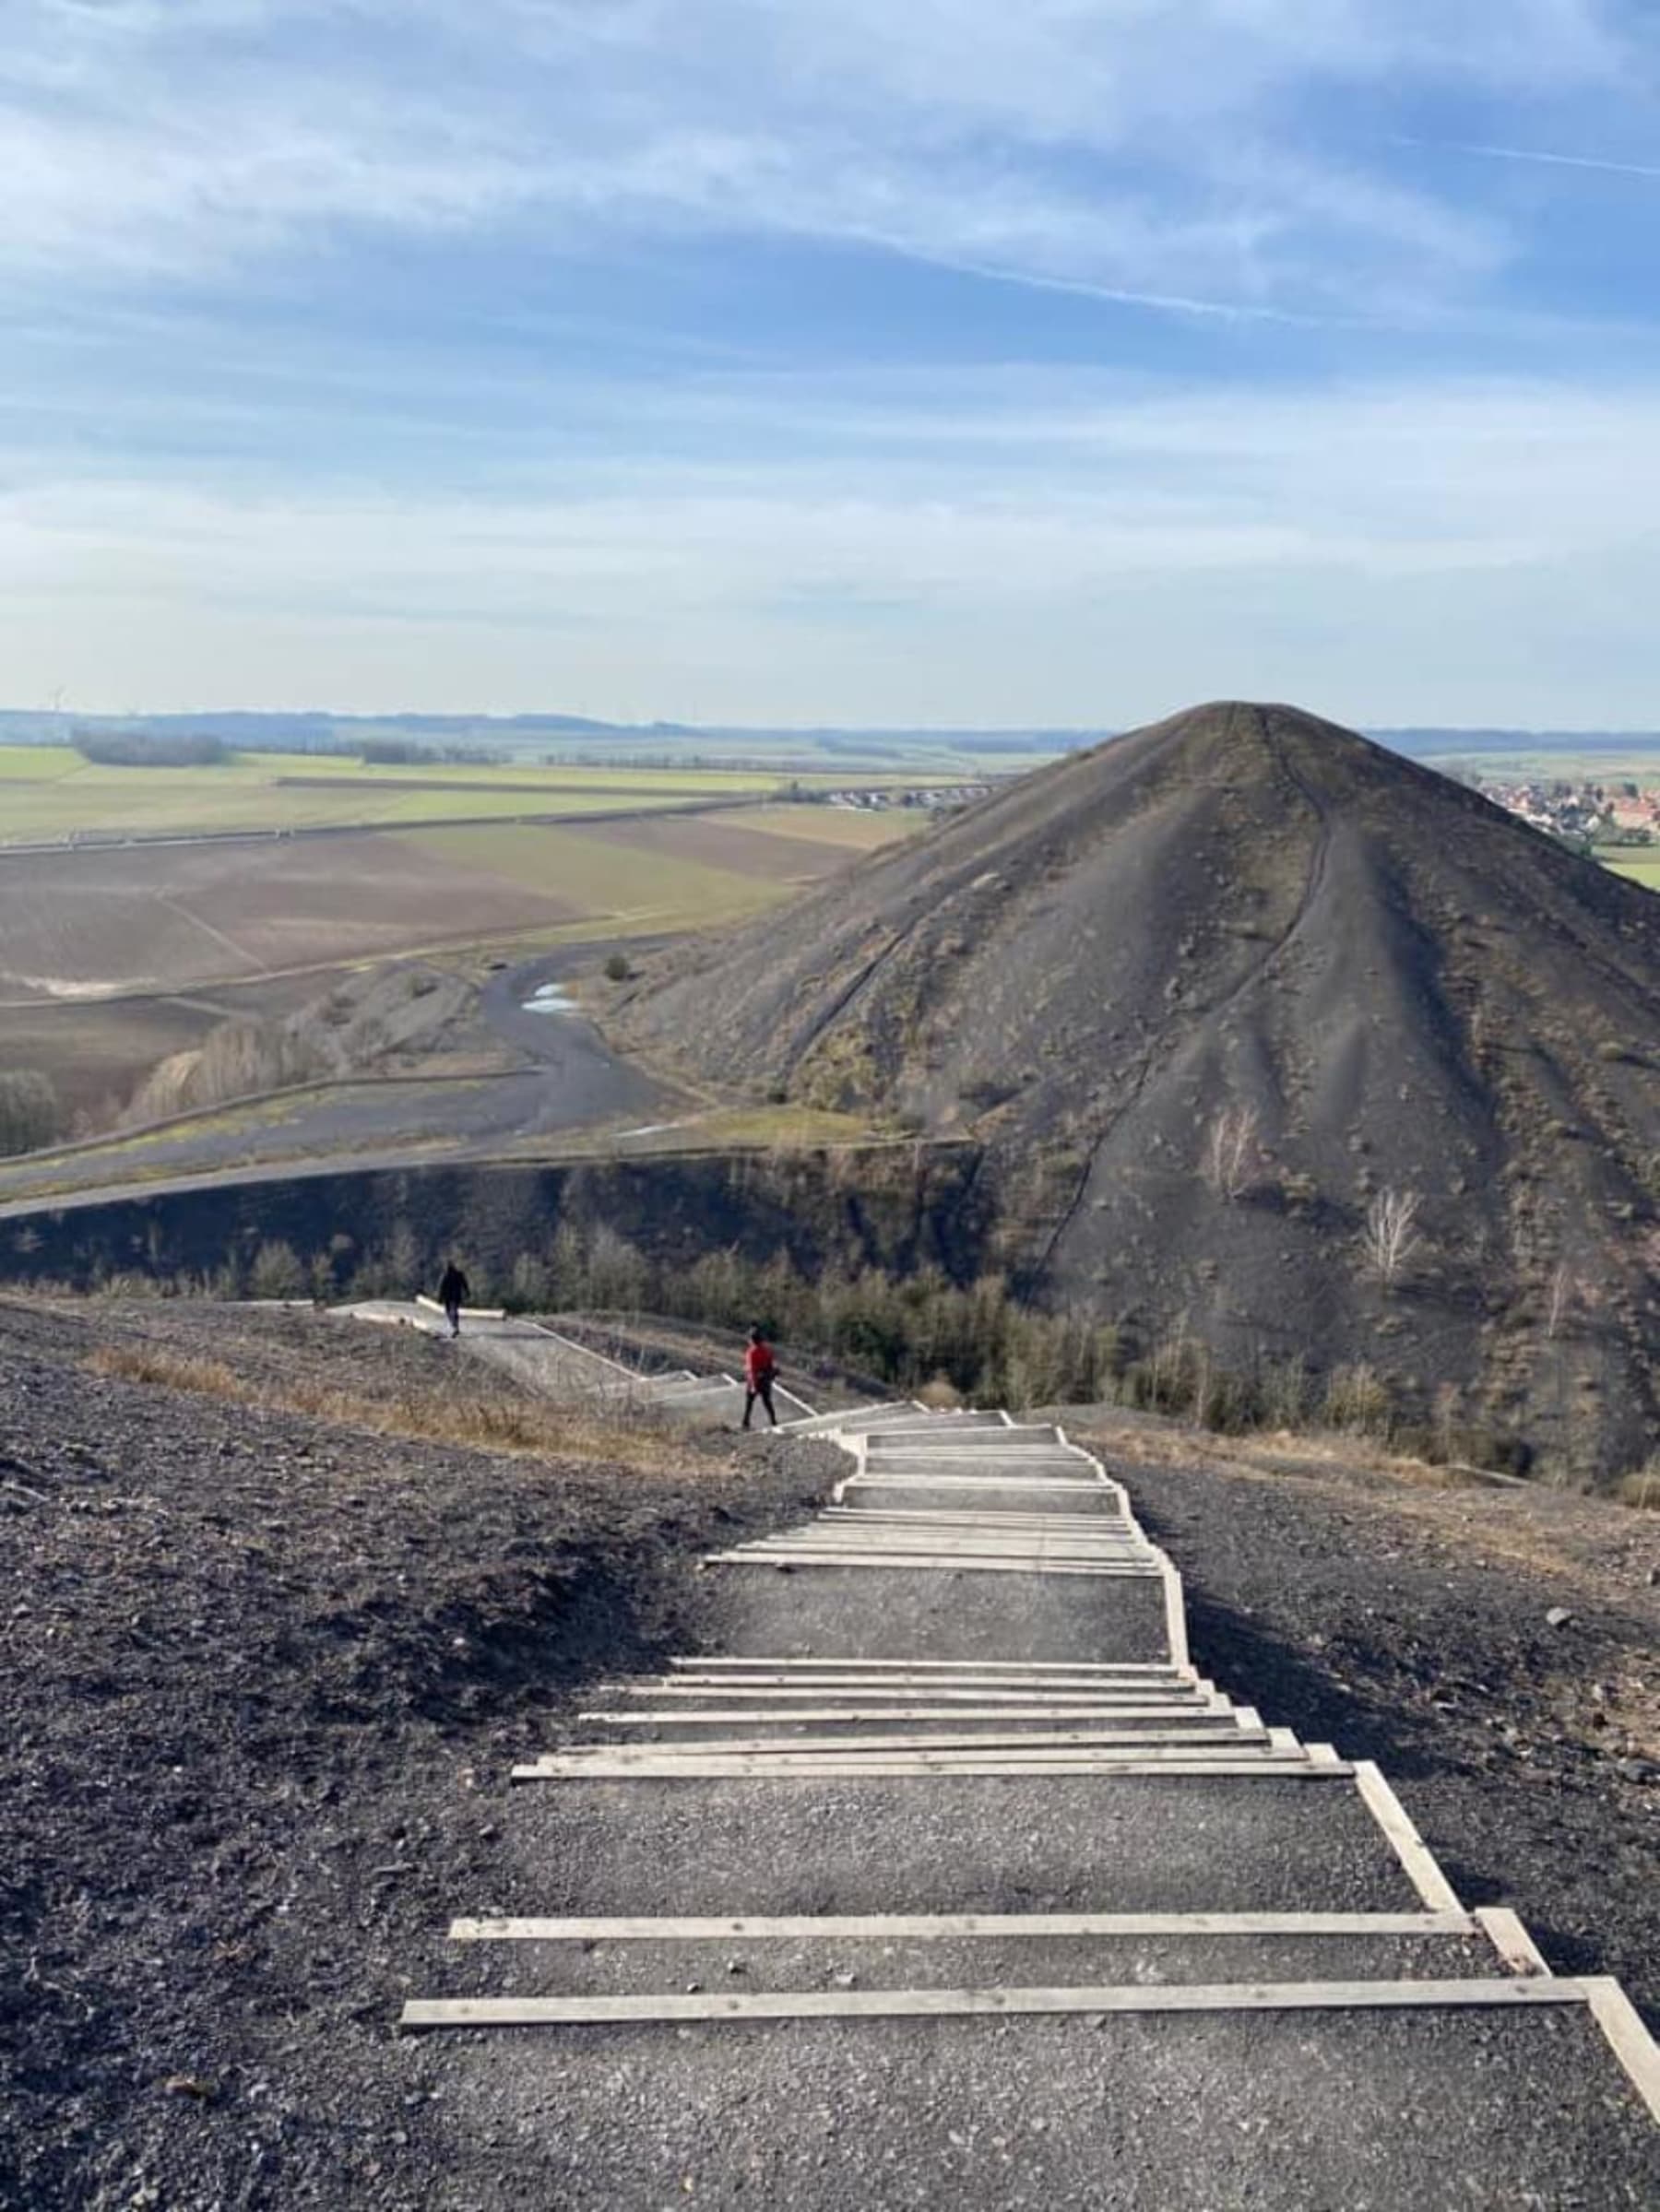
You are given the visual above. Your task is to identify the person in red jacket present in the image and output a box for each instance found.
[741,1325,779,1430]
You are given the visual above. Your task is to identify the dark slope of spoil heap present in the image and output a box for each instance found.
[624,703,1660,1476]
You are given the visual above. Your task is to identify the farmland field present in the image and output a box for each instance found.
[0,744,918,845]
[721,803,924,849]
[0,803,923,997]
[556,810,908,882]
[401,822,788,923]
[0,798,925,1121]
[0,833,585,1000]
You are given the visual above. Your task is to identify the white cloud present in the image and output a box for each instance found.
[2,0,1636,308]
[6,373,1660,722]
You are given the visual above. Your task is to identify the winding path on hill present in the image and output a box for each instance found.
[0,953,674,1219]
[393,1396,1660,2206]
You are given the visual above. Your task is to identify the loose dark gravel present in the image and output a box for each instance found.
[4,1302,1656,2206]
[1080,1419,1660,2024]
[0,1297,826,2209]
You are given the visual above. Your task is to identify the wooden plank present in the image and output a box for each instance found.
[517,1742,1284,1776]
[792,1511,1135,1529]
[1160,1559,1191,1674]
[863,1436,1071,1449]
[623,1673,1192,1693]
[538,1725,1263,1759]
[414,1293,507,1321]
[1353,1762,1463,1913]
[508,1757,1344,1779]
[401,1975,1587,2030]
[1474,1908,1549,1977]
[582,1705,1224,1725]
[1583,1977,1660,2125]
[667,1658,1188,1674]
[528,1730,1270,1765]
[860,1452,1092,1467]
[741,1555,1154,1570]
[756,1530,1145,1546]
[742,1545,1148,1561]
[824,1505,1129,1520]
[605,1683,1216,1703]
[745,1534,1147,1555]
[705,1553,1158,1577]
[449,1910,1477,1943]
[617,1674,1187,1695]
[841,1476,1111,1491]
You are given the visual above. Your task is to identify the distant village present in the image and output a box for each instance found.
[1479,775,1658,847]
[820,782,991,812]
[812,771,1660,845]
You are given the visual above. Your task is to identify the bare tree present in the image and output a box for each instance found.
[1362,1187,1421,1289]
[1202,1104,1262,1201]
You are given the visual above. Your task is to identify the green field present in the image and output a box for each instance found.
[734,803,923,849]
[0,745,919,845]
[1422,746,1660,787]
[1606,851,1660,890]
[404,822,787,929]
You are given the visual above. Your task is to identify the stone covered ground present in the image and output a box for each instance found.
[0,1297,1655,2206]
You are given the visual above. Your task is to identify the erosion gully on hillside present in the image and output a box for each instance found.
[2,1298,1657,2205]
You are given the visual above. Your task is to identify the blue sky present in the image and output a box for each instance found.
[5,0,1660,725]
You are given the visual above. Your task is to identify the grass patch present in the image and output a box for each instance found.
[82,1340,700,1475]
[400,822,785,921]
[0,745,924,846]
[722,804,925,851]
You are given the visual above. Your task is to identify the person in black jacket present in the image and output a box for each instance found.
[437,1260,470,1339]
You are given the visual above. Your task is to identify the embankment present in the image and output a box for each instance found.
[0,1142,990,1295]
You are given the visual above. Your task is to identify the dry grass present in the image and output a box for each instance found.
[1077,1411,1468,1494]
[1617,1462,1660,1511]
[915,1374,966,1409]
[82,1342,698,1476]
[1074,1407,1660,1604]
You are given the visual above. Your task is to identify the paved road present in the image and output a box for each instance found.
[0,952,674,1219]
[397,1405,1660,2206]
[0,795,760,862]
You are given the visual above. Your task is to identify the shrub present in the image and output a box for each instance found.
[0,1070,62,1156]
[74,729,227,766]
[603,953,633,983]
[1617,1461,1660,1510]
[1324,1362,1393,1435]
[249,1239,307,1300]
[125,1018,329,1124]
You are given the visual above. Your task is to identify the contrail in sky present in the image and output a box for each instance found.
[1402,136,1660,183]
